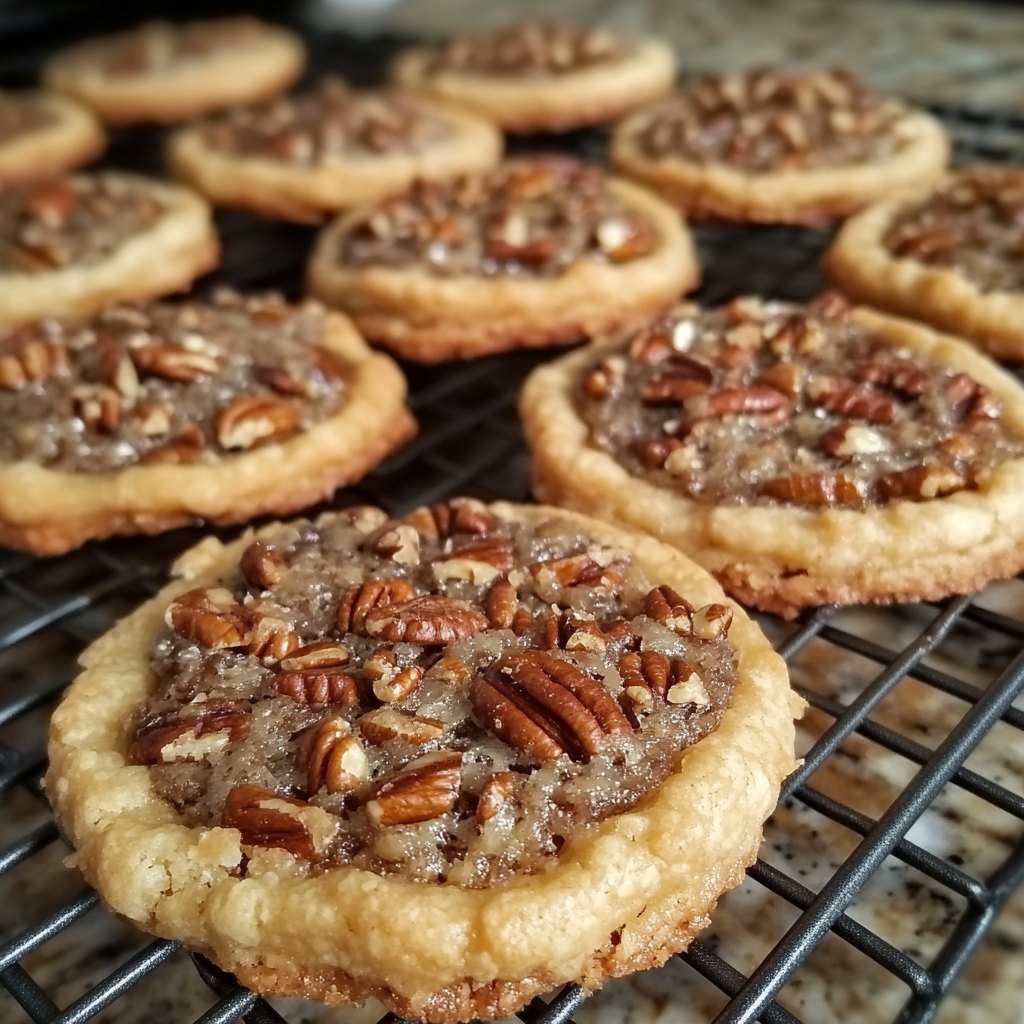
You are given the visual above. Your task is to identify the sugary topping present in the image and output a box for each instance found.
[199,79,453,164]
[132,501,739,886]
[0,173,165,274]
[0,291,344,472]
[87,18,268,77]
[336,157,657,278]
[884,167,1024,293]
[633,68,914,172]
[577,294,1023,508]
[424,20,629,77]
[0,91,55,146]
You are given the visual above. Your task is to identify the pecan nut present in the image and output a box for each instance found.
[336,579,417,634]
[402,498,497,539]
[131,701,250,765]
[216,395,300,450]
[358,707,445,745]
[305,720,368,796]
[239,541,286,590]
[471,650,633,762]
[130,344,219,382]
[364,751,463,827]
[0,336,67,390]
[477,771,516,822]
[364,594,488,645]
[221,784,337,860]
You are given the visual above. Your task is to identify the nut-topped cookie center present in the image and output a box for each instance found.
[0,174,166,274]
[425,20,630,77]
[884,167,1024,293]
[636,69,913,172]
[199,80,455,164]
[0,291,345,472]
[577,294,1024,508]
[131,500,739,886]
[336,157,658,278]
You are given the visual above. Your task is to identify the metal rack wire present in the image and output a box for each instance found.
[1,12,1024,1024]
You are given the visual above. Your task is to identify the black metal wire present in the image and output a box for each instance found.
[1,11,1023,1024]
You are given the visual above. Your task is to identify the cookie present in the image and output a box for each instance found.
[0,291,415,555]
[307,156,699,362]
[43,17,304,125]
[46,498,799,1023]
[610,68,949,224]
[520,293,1024,617]
[391,19,675,134]
[169,78,503,223]
[0,90,104,183]
[826,166,1024,361]
[0,172,218,327]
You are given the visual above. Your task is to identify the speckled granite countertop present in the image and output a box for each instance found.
[321,0,1024,112]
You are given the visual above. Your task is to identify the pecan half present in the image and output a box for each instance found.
[359,707,445,745]
[216,395,300,450]
[239,540,286,590]
[618,651,709,709]
[165,587,256,648]
[131,344,219,382]
[280,640,350,671]
[484,577,517,628]
[337,579,417,634]
[131,701,250,765]
[644,584,694,633]
[364,595,488,645]
[0,336,67,390]
[306,720,368,796]
[807,375,897,424]
[477,771,516,822]
[761,472,867,507]
[276,667,359,706]
[364,751,463,827]
[403,498,497,539]
[878,464,966,500]
[472,651,633,763]
[221,784,336,860]
[641,357,714,404]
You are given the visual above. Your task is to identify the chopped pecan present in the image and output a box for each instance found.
[95,335,139,400]
[337,579,417,634]
[140,425,206,465]
[477,771,516,823]
[72,385,121,433]
[128,400,173,437]
[531,549,628,590]
[359,707,445,745]
[485,577,517,629]
[339,505,390,533]
[0,335,67,390]
[632,436,682,468]
[306,720,368,796]
[432,535,514,584]
[471,650,633,762]
[244,616,298,662]
[130,344,219,381]
[807,375,897,424]
[582,357,624,399]
[280,640,350,671]
[642,358,715,404]
[221,784,336,860]
[372,524,421,565]
[276,667,359,706]
[239,540,286,590]
[629,329,674,365]
[595,216,655,262]
[365,751,463,827]
[761,472,867,507]
[702,386,791,419]
[541,610,633,653]
[857,359,931,398]
[216,395,300,450]
[756,362,803,397]
[364,595,488,645]
[403,498,497,539]
[894,224,956,259]
[644,584,694,633]
[692,603,734,641]
[429,654,473,688]
[256,365,309,397]
[618,651,708,708]
[811,292,853,322]
[819,423,888,458]
[165,587,256,648]
[878,464,966,500]
[131,701,250,765]
[24,180,76,224]
[373,664,424,704]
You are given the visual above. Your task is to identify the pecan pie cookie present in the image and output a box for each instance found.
[0,90,104,183]
[391,20,675,134]
[307,156,699,361]
[169,78,503,223]
[521,293,1024,616]
[610,68,949,224]
[0,171,218,327]
[47,499,798,1022]
[0,291,414,555]
[826,166,1024,361]
[43,17,304,125]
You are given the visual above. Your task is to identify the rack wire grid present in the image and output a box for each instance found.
[2,13,1024,1024]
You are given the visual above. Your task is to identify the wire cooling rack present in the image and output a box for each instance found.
[2,13,1024,1024]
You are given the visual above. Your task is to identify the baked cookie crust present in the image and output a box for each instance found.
[307,177,699,362]
[391,38,676,134]
[826,180,1024,361]
[0,92,104,183]
[46,502,798,1023]
[42,18,304,126]
[521,307,1024,618]
[0,314,414,555]
[169,100,502,223]
[0,174,218,328]
[610,106,949,226]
